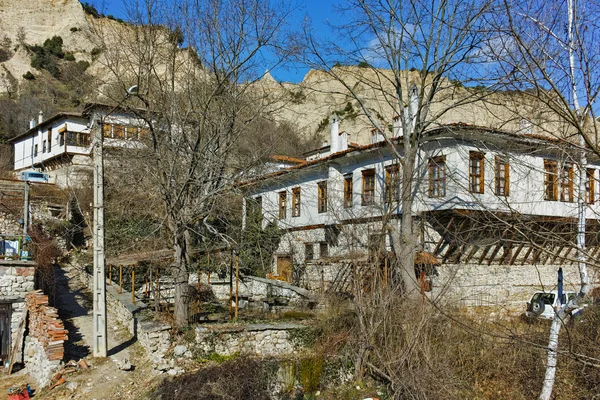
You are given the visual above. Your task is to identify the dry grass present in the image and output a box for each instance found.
[311,297,600,400]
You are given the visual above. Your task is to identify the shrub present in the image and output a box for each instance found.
[90,47,102,57]
[81,2,101,18]
[22,71,35,80]
[149,357,273,399]
[64,52,75,61]
[43,36,64,58]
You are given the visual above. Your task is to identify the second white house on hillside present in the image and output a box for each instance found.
[10,104,148,187]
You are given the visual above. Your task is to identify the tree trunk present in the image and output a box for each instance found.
[173,231,190,327]
[394,145,419,295]
[539,313,563,400]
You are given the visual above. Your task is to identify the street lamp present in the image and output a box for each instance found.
[92,86,138,357]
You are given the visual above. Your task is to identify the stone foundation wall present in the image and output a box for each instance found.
[195,323,305,357]
[431,262,600,311]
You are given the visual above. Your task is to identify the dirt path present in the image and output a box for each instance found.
[32,263,157,400]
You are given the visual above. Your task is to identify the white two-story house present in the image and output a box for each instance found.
[243,118,600,307]
[10,104,148,187]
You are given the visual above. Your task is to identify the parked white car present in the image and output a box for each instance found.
[525,290,580,320]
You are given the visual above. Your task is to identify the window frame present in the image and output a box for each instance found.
[305,243,314,260]
[317,181,327,213]
[385,164,400,204]
[495,156,510,197]
[278,191,287,219]
[428,156,446,198]
[469,151,485,194]
[292,187,301,217]
[544,159,559,201]
[343,175,353,208]
[362,169,376,205]
[319,242,328,258]
[47,128,52,151]
[559,162,574,202]
[586,168,596,205]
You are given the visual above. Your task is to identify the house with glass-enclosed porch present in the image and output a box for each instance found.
[10,103,148,188]
[242,117,600,307]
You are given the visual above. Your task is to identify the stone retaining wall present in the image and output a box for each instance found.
[195,323,305,357]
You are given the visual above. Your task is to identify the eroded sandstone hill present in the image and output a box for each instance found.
[0,0,563,146]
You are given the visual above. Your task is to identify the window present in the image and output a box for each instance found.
[319,242,328,258]
[385,164,400,204]
[305,243,313,260]
[125,126,138,139]
[103,124,111,138]
[318,181,327,213]
[428,156,446,197]
[66,132,90,146]
[560,163,574,202]
[59,132,65,146]
[34,144,38,157]
[362,169,375,205]
[42,140,47,153]
[344,175,353,208]
[544,160,558,200]
[113,124,125,139]
[495,156,510,196]
[292,187,301,217]
[278,191,287,219]
[469,151,485,194]
[47,128,52,151]
[587,169,596,205]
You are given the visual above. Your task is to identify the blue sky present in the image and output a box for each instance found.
[94,0,339,83]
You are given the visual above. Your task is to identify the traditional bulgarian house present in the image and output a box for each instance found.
[10,104,148,188]
[242,117,600,308]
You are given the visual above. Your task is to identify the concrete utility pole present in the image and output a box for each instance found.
[92,116,107,357]
[22,181,29,237]
[92,85,138,358]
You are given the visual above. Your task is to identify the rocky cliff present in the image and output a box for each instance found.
[0,0,559,146]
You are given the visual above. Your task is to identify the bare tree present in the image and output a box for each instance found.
[486,1,600,397]
[89,0,294,326]
[304,0,496,295]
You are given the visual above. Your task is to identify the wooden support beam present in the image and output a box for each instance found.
[478,245,492,264]
[487,243,503,266]
[549,245,565,265]
[531,248,543,264]
[509,243,525,265]
[452,244,468,264]
[522,245,535,265]
[464,245,479,263]
[433,216,454,255]
[442,244,458,264]
[500,244,513,265]
[561,247,574,264]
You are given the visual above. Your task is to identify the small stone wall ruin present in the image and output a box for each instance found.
[195,323,306,357]
[23,291,67,388]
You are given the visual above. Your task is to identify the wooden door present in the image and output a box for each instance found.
[277,256,293,283]
[0,304,11,362]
